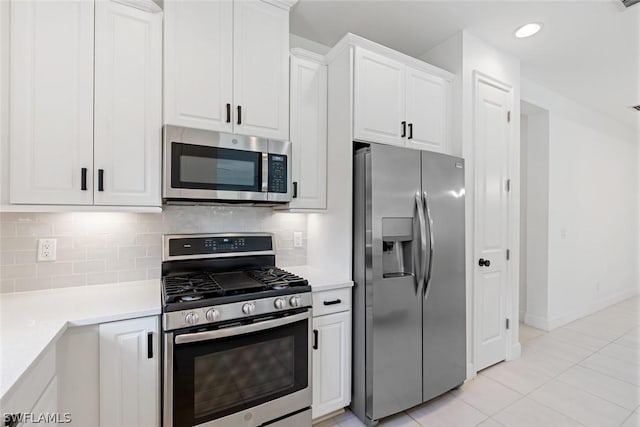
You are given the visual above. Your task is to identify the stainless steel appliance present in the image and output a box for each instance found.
[161,233,312,427]
[163,126,292,204]
[352,143,466,426]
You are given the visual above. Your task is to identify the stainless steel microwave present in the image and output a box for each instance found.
[163,126,291,204]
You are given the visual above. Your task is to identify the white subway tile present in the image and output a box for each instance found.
[14,250,37,265]
[1,279,15,293]
[73,260,106,274]
[15,277,52,292]
[38,262,73,277]
[118,269,147,282]
[0,237,38,251]
[87,271,119,286]
[135,256,161,269]
[2,264,37,279]
[51,275,88,288]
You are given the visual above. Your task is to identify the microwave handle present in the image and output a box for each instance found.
[262,153,269,192]
[174,311,310,345]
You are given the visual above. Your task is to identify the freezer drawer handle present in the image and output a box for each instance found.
[323,299,341,306]
[313,329,319,350]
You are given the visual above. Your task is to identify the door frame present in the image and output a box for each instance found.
[471,70,521,375]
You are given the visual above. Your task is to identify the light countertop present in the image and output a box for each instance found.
[286,266,353,291]
[0,280,161,400]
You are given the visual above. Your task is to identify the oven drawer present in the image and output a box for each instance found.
[266,408,311,427]
[312,288,351,316]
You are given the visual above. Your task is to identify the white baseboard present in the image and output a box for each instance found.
[524,312,551,331]
[547,288,638,330]
[508,342,522,360]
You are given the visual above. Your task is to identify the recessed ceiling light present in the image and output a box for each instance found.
[514,23,543,38]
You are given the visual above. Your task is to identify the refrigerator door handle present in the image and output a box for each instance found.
[415,192,427,296]
[423,191,435,300]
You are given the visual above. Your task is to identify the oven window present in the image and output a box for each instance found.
[172,316,308,427]
[171,142,262,192]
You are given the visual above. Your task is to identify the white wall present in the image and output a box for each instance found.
[519,114,527,321]
[290,33,331,55]
[423,30,522,377]
[0,0,9,205]
[521,104,551,329]
[522,78,639,329]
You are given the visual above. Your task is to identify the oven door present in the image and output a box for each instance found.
[164,311,312,427]
[163,126,269,202]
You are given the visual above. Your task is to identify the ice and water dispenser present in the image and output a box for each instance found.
[381,217,415,278]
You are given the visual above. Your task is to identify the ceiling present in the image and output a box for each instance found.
[290,0,640,129]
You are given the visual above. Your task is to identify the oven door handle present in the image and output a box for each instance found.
[174,311,310,345]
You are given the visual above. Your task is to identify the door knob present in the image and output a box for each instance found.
[478,258,491,267]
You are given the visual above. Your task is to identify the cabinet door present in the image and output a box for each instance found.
[312,311,351,419]
[94,1,162,207]
[9,0,94,205]
[289,55,327,210]
[100,316,159,427]
[164,0,233,132]
[353,47,406,147]
[405,67,451,153]
[233,0,289,140]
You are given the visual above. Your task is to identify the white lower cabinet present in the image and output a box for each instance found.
[21,377,58,427]
[99,316,160,427]
[312,287,352,420]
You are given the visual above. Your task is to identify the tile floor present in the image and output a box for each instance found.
[318,296,639,427]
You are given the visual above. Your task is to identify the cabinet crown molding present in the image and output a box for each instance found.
[326,32,455,82]
[260,0,298,11]
[290,47,326,64]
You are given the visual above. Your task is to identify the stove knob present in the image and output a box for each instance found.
[274,298,286,310]
[242,302,256,315]
[205,309,220,322]
[289,296,301,308]
[185,312,199,326]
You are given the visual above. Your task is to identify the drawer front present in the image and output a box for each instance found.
[312,288,351,316]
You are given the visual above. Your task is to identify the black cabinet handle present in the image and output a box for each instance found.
[408,123,413,139]
[147,332,153,359]
[98,169,104,192]
[81,168,87,191]
[478,258,491,267]
[401,121,406,138]
[313,329,318,350]
[226,103,231,123]
[237,105,242,125]
[323,299,342,306]
[293,181,298,199]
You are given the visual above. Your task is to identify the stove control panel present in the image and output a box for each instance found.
[166,234,273,259]
[163,292,313,331]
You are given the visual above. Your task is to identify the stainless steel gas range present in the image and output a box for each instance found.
[161,233,312,427]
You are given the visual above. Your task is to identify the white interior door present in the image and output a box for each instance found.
[94,1,162,207]
[474,74,512,372]
[233,0,289,140]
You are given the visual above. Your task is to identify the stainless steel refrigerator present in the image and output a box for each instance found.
[352,143,466,426]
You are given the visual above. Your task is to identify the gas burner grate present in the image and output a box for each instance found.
[246,267,308,288]
[163,272,224,303]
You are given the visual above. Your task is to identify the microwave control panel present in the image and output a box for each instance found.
[268,154,288,193]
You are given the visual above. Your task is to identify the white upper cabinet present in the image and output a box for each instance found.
[288,50,327,210]
[164,0,290,140]
[405,66,451,152]
[353,47,406,147]
[94,1,163,207]
[233,1,289,140]
[352,46,452,154]
[9,0,95,205]
[163,0,233,132]
[9,0,163,209]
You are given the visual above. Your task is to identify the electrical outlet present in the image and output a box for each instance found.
[293,231,303,248]
[37,238,57,262]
